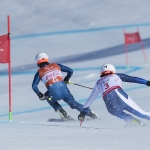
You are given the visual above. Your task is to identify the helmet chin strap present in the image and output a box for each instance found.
[100,71,114,77]
[37,62,49,68]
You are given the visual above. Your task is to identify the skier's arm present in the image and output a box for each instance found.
[57,63,73,82]
[83,85,100,109]
[78,84,100,121]
[32,72,41,96]
[117,73,149,85]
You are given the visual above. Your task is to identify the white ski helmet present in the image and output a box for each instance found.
[35,53,49,64]
[100,64,116,75]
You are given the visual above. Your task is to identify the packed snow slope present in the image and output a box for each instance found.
[0,0,150,150]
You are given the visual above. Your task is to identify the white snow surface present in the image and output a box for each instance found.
[0,0,150,150]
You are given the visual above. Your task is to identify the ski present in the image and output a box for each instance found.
[47,118,75,122]
[47,118,98,122]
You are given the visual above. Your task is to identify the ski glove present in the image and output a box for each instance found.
[78,112,85,121]
[146,81,150,86]
[38,92,46,101]
[64,76,70,84]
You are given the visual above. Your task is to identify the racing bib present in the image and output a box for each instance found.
[97,74,122,97]
[38,63,63,87]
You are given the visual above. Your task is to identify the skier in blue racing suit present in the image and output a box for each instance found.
[78,64,150,125]
[32,53,98,120]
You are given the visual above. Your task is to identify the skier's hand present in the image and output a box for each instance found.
[64,76,70,84]
[78,112,85,121]
[146,81,150,86]
[38,92,46,101]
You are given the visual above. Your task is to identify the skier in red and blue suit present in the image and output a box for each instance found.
[78,64,150,125]
[32,53,98,120]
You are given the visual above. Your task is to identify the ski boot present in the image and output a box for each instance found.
[131,118,144,126]
[57,108,73,121]
[87,111,98,119]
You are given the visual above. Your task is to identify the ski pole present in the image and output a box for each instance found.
[69,82,93,90]
[79,120,83,128]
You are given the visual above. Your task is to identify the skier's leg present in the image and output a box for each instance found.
[116,89,150,120]
[104,99,131,122]
[63,93,83,111]
[45,90,62,111]
[45,90,69,120]
[103,89,142,125]
[46,99,62,111]
[115,111,144,125]
[46,99,73,120]
[105,100,143,125]
[63,88,98,119]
